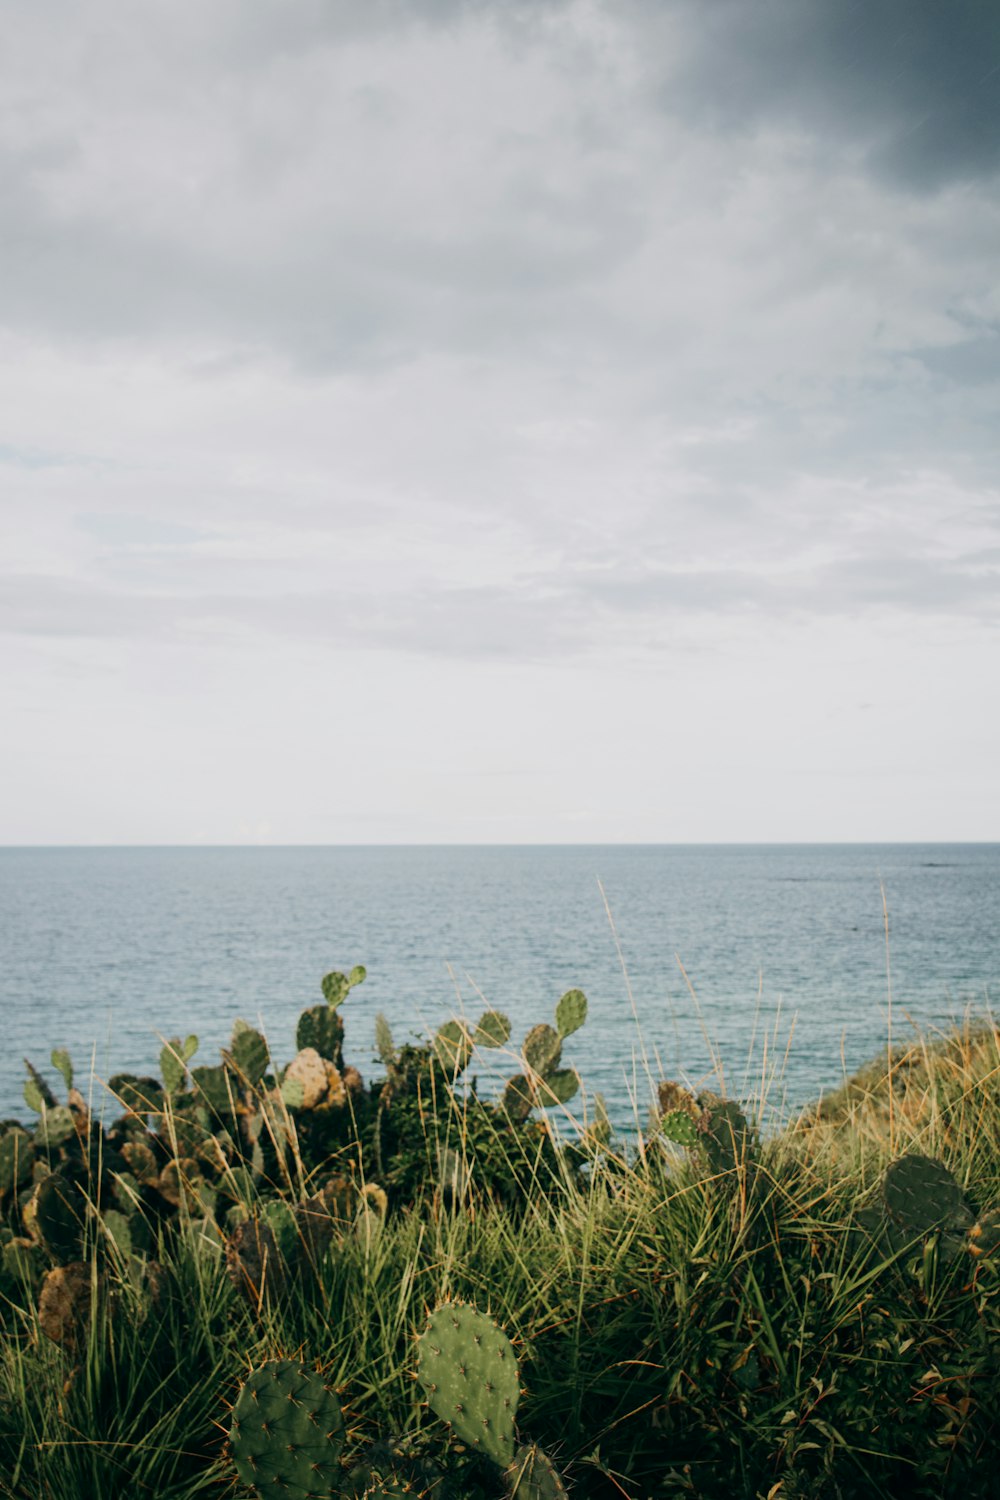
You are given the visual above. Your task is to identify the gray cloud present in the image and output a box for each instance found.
[649,0,1000,190]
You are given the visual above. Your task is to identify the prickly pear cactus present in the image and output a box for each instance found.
[696,1094,756,1177]
[37,1261,98,1353]
[554,989,587,1038]
[660,1109,700,1149]
[28,1174,83,1263]
[230,1359,345,1500]
[883,1154,967,1237]
[416,1302,520,1468]
[225,1216,288,1310]
[502,1075,533,1122]
[508,1443,568,1500]
[433,1022,473,1077]
[229,1021,270,1087]
[523,1025,561,1077]
[473,1011,512,1049]
[0,1129,34,1198]
[537,1069,579,1106]
[297,1006,346,1067]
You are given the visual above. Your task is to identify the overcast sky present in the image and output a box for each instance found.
[2,0,998,844]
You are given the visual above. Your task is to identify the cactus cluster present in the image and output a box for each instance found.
[655,1081,757,1184]
[502,990,588,1121]
[416,1301,567,1500]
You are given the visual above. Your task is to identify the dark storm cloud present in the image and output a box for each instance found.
[651,0,1000,189]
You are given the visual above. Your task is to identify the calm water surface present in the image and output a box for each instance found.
[0,845,996,1127]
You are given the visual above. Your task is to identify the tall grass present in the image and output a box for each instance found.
[1,1014,998,1499]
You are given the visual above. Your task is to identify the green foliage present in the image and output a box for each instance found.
[375,1013,396,1068]
[509,1443,568,1500]
[230,1359,345,1500]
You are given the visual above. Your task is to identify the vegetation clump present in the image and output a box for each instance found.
[0,972,997,1499]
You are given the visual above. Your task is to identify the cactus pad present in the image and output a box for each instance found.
[537,1069,579,1106]
[473,1011,512,1049]
[660,1109,700,1148]
[297,1005,346,1065]
[883,1154,966,1236]
[503,1075,534,1121]
[508,1444,568,1500]
[321,970,351,1008]
[230,1359,345,1500]
[555,989,588,1038]
[0,1130,34,1197]
[523,1025,561,1077]
[230,1022,270,1086]
[433,1022,473,1076]
[416,1301,519,1468]
[696,1095,755,1176]
[30,1174,83,1263]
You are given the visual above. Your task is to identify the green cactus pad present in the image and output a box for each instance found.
[660,1109,700,1148]
[508,1444,568,1500]
[473,1011,512,1049]
[23,1060,57,1114]
[191,1065,233,1115]
[503,1075,534,1121]
[160,1039,189,1094]
[31,1174,84,1264]
[109,1074,163,1115]
[537,1069,579,1106]
[50,1049,73,1092]
[348,965,367,988]
[35,1106,77,1149]
[0,1130,34,1198]
[417,1302,520,1468]
[433,1021,473,1076]
[230,1021,270,1086]
[230,1359,345,1500]
[696,1095,755,1176]
[883,1154,966,1237]
[297,1005,345,1064]
[321,971,351,1008]
[555,989,588,1038]
[523,1024,561,1077]
[261,1199,300,1262]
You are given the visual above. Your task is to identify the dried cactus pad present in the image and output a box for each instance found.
[416,1302,519,1468]
[883,1153,965,1236]
[230,1359,345,1500]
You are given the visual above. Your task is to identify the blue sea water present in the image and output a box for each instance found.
[0,845,996,1128]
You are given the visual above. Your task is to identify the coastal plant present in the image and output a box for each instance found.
[416,1300,567,1500]
[502,990,588,1121]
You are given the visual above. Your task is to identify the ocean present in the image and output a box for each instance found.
[0,844,996,1128]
